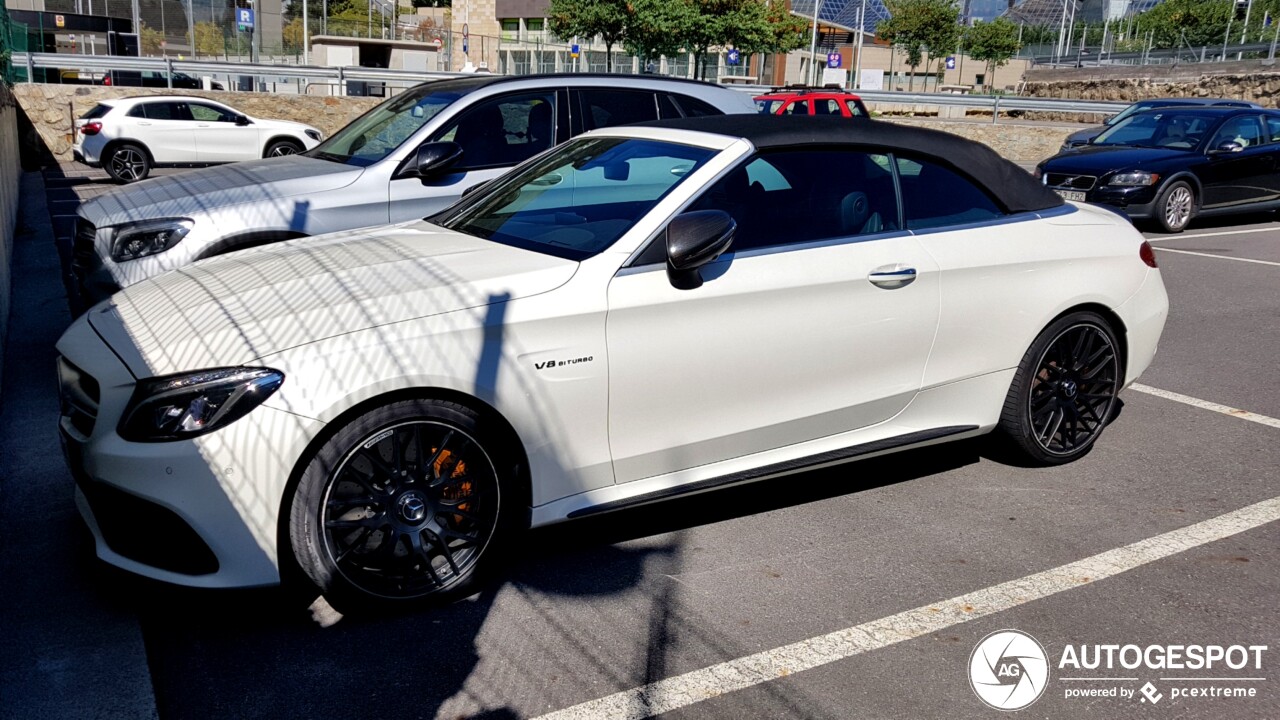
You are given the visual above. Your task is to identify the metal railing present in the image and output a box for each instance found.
[14,51,1129,120]
[727,84,1128,118]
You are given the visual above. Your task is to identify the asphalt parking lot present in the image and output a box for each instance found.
[1,163,1277,719]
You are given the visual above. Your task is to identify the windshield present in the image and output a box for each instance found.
[436,137,716,260]
[1093,111,1211,150]
[309,84,470,167]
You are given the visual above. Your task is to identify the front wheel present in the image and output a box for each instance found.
[1155,180,1195,233]
[106,143,150,183]
[265,140,303,158]
[997,312,1122,465]
[289,399,520,612]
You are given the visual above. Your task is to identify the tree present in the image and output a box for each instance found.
[624,0,689,66]
[964,17,1020,90]
[548,0,630,71]
[720,0,806,71]
[139,22,165,55]
[193,20,226,57]
[878,0,959,91]
[283,16,307,52]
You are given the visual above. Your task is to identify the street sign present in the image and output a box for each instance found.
[727,48,740,65]
[55,15,65,28]
[827,51,841,68]
[462,22,469,40]
[570,43,580,58]
[237,8,255,31]
[945,55,956,70]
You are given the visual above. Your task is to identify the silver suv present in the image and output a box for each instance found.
[73,74,756,304]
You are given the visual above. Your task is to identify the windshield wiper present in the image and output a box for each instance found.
[310,150,351,163]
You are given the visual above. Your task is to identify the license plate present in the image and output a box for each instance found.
[1055,189,1087,202]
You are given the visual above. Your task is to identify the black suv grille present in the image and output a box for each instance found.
[58,357,100,439]
[1045,173,1097,191]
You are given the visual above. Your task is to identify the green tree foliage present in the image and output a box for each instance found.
[878,0,960,90]
[1133,0,1232,48]
[139,22,165,55]
[964,17,1020,89]
[548,0,630,71]
[193,20,226,56]
[624,0,690,62]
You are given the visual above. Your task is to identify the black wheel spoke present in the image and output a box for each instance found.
[406,530,443,586]
[1028,323,1119,456]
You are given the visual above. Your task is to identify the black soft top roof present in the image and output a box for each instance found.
[635,115,1065,215]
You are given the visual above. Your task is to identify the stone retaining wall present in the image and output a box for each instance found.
[10,83,1077,167]
[1023,72,1280,107]
[11,85,382,162]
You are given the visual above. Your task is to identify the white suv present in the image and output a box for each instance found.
[73,95,323,183]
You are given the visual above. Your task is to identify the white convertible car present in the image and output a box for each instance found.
[57,116,1169,609]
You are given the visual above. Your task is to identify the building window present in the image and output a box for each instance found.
[501,19,519,41]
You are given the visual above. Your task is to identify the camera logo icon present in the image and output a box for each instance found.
[969,629,1051,711]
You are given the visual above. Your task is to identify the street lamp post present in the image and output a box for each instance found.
[808,0,824,86]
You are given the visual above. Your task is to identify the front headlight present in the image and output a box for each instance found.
[118,367,284,442]
[110,218,193,262]
[305,129,322,142]
[1107,171,1160,187]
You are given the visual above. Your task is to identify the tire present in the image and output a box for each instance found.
[997,312,1122,466]
[289,398,522,613]
[1154,179,1195,233]
[105,143,151,183]
[265,140,303,158]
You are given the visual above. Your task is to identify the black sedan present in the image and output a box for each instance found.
[1059,97,1261,151]
[1037,106,1280,232]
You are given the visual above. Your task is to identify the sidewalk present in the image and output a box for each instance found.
[0,171,157,720]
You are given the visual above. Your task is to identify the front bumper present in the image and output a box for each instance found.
[1050,182,1160,221]
[56,310,320,588]
[71,218,121,308]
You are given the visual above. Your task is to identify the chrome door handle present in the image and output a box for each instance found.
[868,265,917,289]
[137,121,152,125]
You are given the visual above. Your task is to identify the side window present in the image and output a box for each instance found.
[845,99,866,117]
[657,93,683,120]
[1267,117,1280,143]
[896,156,1003,230]
[126,105,146,118]
[580,89,658,130]
[1211,115,1265,148]
[672,94,722,118]
[188,103,235,122]
[434,92,556,170]
[782,100,808,115]
[139,102,188,121]
[813,99,841,116]
[684,149,900,253]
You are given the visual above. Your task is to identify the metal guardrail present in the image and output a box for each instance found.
[13,51,469,85]
[15,51,1127,118]
[727,83,1128,116]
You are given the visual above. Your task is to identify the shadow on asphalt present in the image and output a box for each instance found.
[94,439,989,720]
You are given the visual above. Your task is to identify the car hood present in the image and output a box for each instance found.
[87,222,578,378]
[255,117,318,133]
[1042,145,1192,175]
[1063,125,1105,145]
[78,155,362,228]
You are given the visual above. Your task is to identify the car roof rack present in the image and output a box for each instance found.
[766,84,855,94]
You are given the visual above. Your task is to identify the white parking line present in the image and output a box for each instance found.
[1129,384,1280,430]
[534,497,1280,720]
[1152,247,1280,267]
[1147,227,1280,241]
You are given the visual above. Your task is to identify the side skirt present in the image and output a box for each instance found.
[566,425,978,519]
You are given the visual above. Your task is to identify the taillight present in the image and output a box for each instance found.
[1139,241,1158,268]
[103,75,112,86]
[81,121,103,136]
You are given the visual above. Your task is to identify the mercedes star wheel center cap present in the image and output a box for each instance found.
[398,493,428,523]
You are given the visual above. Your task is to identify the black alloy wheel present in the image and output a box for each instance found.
[291,400,517,611]
[265,140,302,158]
[107,143,151,183]
[999,312,1121,465]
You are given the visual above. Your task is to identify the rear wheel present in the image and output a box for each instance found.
[106,143,150,183]
[1154,180,1194,233]
[289,398,520,612]
[265,140,303,158]
[998,312,1121,465]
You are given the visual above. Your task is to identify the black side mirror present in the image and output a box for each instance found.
[666,210,736,290]
[235,114,251,126]
[406,141,464,180]
[1210,140,1244,154]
